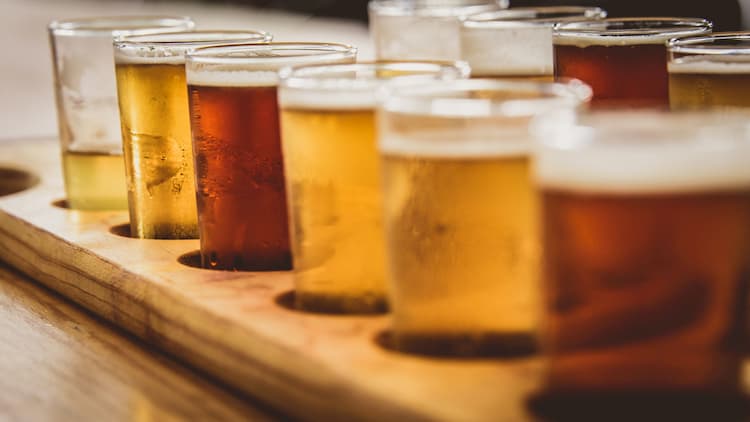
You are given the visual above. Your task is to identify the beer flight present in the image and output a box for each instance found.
[47,0,750,414]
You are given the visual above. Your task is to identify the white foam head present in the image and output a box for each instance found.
[114,31,272,65]
[669,55,750,74]
[460,22,553,76]
[533,110,750,193]
[553,18,712,47]
[278,62,470,110]
[378,79,591,158]
[185,43,357,87]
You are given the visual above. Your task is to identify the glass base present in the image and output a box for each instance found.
[294,292,388,315]
[388,331,537,358]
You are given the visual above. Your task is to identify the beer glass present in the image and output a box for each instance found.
[278,61,470,313]
[533,110,750,408]
[185,43,356,271]
[461,7,606,79]
[369,0,507,61]
[48,16,195,210]
[554,18,712,107]
[669,33,750,109]
[115,31,272,239]
[378,79,592,355]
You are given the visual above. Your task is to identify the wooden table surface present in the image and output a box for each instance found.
[0,261,279,422]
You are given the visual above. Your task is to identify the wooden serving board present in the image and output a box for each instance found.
[4,138,741,421]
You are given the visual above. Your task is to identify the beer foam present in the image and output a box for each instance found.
[535,115,750,193]
[380,130,532,159]
[460,23,553,76]
[114,49,186,65]
[279,89,377,110]
[668,57,750,74]
[186,69,279,87]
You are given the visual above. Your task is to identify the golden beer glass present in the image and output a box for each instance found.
[669,32,750,109]
[369,0,507,61]
[278,61,469,313]
[48,16,194,210]
[532,110,750,419]
[114,31,271,239]
[185,43,357,270]
[460,6,606,80]
[377,79,591,355]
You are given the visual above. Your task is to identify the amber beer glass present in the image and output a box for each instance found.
[460,7,606,79]
[378,79,591,355]
[48,16,194,210]
[369,0,506,61]
[185,43,356,271]
[554,18,712,107]
[534,111,750,413]
[669,33,750,109]
[114,31,271,239]
[278,62,469,313]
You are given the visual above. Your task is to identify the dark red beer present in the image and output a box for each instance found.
[553,18,712,107]
[189,84,291,271]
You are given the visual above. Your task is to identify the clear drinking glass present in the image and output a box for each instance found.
[377,79,591,355]
[668,32,750,109]
[185,43,356,270]
[460,6,606,79]
[48,16,195,210]
[114,30,272,239]
[369,0,508,61]
[532,110,750,419]
[278,61,469,313]
[553,18,712,107]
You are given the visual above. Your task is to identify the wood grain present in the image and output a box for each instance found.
[0,261,278,422]
[0,138,551,421]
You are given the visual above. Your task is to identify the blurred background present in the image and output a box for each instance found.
[2,0,748,143]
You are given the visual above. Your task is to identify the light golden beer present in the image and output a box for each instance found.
[279,62,467,313]
[114,31,270,239]
[669,57,750,109]
[116,62,198,239]
[281,108,386,312]
[378,79,591,356]
[381,147,538,354]
[62,150,128,210]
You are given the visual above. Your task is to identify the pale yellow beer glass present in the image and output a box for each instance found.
[378,79,591,356]
[669,32,750,109]
[278,61,469,314]
[48,16,195,210]
[114,30,271,239]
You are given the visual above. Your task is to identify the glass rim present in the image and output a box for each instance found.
[186,42,357,65]
[279,61,471,92]
[553,17,713,43]
[368,0,507,17]
[380,78,592,118]
[114,30,272,48]
[463,6,607,28]
[668,31,750,55]
[48,15,195,36]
